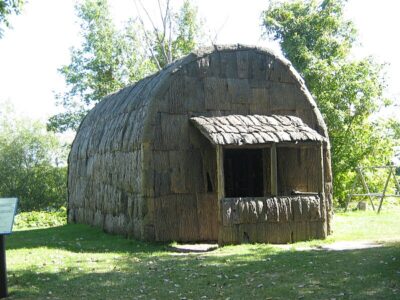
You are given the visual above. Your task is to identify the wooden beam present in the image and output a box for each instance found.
[222,141,321,149]
[271,144,277,196]
[351,193,400,197]
[318,143,324,194]
[392,167,400,193]
[262,148,269,196]
[317,143,326,224]
[358,167,375,211]
[216,145,224,200]
[360,166,396,169]
[378,167,393,213]
[216,145,224,245]
[344,173,358,212]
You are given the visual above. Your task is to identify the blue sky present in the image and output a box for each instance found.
[0,0,399,120]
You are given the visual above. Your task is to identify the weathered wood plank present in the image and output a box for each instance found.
[160,113,189,150]
[271,144,278,196]
[154,195,179,241]
[236,51,249,78]
[204,77,230,110]
[177,195,199,241]
[197,193,218,240]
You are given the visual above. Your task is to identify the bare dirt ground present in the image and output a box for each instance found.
[167,243,218,253]
[311,241,383,251]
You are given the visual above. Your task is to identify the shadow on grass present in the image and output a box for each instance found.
[7,224,164,254]
[6,224,400,299]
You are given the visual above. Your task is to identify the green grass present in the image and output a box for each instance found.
[331,210,400,242]
[4,209,400,299]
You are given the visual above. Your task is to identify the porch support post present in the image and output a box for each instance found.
[216,145,224,200]
[271,144,278,196]
[318,142,325,195]
[216,145,224,244]
[317,142,328,237]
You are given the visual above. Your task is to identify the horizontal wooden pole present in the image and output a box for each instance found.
[358,166,398,170]
[351,193,400,197]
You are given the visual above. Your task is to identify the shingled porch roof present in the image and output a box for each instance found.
[190,115,325,146]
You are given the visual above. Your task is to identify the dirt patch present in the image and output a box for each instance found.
[167,243,218,253]
[317,241,383,251]
[275,240,387,252]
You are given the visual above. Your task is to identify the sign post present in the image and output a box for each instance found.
[0,198,18,299]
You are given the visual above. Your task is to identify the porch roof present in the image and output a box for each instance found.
[190,114,325,146]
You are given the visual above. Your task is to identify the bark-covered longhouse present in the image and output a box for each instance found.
[68,45,333,245]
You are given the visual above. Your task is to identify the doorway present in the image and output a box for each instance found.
[223,149,264,197]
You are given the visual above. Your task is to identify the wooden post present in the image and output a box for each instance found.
[271,144,277,196]
[262,148,269,196]
[378,167,392,213]
[358,167,375,211]
[216,145,224,200]
[392,166,400,194]
[344,174,358,212]
[216,145,224,244]
[317,143,325,195]
[317,143,326,233]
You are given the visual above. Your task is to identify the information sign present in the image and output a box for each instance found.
[0,198,18,235]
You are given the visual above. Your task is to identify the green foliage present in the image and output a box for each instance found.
[49,0,202,133]
[0,102,68,211]
[14,209,67,229]
[263,0,356,71]
[173,0,199,58]
[385,118,400,141]
[0,0,24,37]
[262,0,392,204]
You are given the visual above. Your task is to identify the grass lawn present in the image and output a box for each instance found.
[4,209,400,299]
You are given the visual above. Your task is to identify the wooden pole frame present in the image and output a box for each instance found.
[345,165,400,213]
[378,167,393,213]
[358,168,376,210]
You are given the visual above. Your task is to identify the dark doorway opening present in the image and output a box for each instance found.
[224,149,264,197]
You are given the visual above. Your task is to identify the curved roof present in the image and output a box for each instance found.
[70,44,328,161]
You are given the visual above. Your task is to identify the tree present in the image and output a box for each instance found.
[262,0,392,204]
[0,102,68,211]
[0,0,24,37]
[48,0,150,132]
[135,0,202,69]
[385,118,400,142]
[48,0,202,133]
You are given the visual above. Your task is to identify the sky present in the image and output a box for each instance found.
[0,0,399,121]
